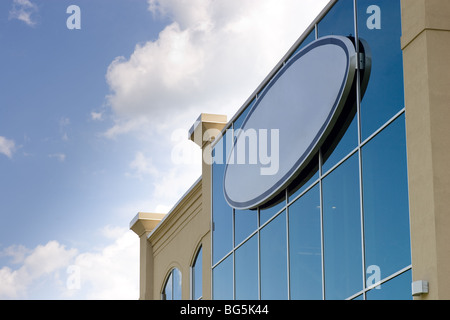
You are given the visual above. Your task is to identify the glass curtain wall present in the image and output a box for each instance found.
[211,0,411,300]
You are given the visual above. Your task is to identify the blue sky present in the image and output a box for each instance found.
[0,0,327,299]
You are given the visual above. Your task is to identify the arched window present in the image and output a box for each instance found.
[162,268,182,300]
[191,246,203,300]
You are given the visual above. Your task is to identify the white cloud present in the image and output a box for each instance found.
[125,147,201,212]
[91,111,104,121]
[0,227,139,300]
[104,0,329,138]
[0,241,77,299]
[101,0,328,216]
[103,116,150,139]
[154,163,199,201]
[73,228,139,300]
[9,0,38,27]
[0,244,30,264]
[126,151,159,180]
[0,136,16,158]
[48,153,66,162]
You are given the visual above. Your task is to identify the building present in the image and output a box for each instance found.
[130,0,450,300]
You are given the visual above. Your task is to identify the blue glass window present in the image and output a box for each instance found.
[235,235,259,300]
[322,114,358,174]
[323,153,363,300]
[289,184,322,300]
[173,268,182,300]
[234,209,258,246]
[162,268,182,300]
[210,0,410,301]
[260,211,288,300]
[259,198,285,227]
[163,271,172,300]
[288,154,319,203]
[212,131,233,265]
[362,115,411,279]
[357,0,404,140]
[318,0,355,37]
[212,255,233,300]
[366,270,412,300]
[192,247,203,300]
[318,0,359,174]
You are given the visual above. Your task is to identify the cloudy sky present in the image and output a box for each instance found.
[0,0,328,299]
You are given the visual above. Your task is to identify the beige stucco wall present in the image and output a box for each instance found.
[402,0,450,300]
[149,179,210,300]
[130,179,210,300]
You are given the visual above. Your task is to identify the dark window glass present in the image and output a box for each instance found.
[357,0,404,140]
[318,0,355,37]
[289,184,322,300]
[212,255,233,300]
[163,272,172,300]
[366,270,412,300]
[362,115,411,279]
[288,154,319,203]
[318,0,359,174]
[235,235,259,300]
[259,197,285,226]
[212,131,233,265]
[322,114,358,174]
[192,247,203,300]
[323,153,363,300]
[260,211,288,300]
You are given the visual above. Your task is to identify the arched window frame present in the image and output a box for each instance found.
[161,268,182,300]
[190,245,203,300]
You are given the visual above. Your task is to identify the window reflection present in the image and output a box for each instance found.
[235,209,257,246]
[288,154,319,203]
[163,272,172,300]
[289,184,322,300]
[362,115,411,279]
[192,247,203,300]
[357,0,404,140]
[260,211,288,300]
[323,154,362,300]
[322,114,358,174]
[162,268,182,300]
[210,0,411,301]
[212,255,233,300]
[235,235,259,300]
[366,270,412,300]
[212,131,233,265]
[317,0,359,174]
[259,195,285,226]
[318,0,355,37]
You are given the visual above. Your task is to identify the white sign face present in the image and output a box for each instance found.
[223,36,371,210]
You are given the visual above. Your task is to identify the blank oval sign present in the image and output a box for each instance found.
[224,36,370,210]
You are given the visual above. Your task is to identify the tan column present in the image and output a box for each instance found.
[189,113,227,299]
[130,212,166,300]
[401,0,450,300]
